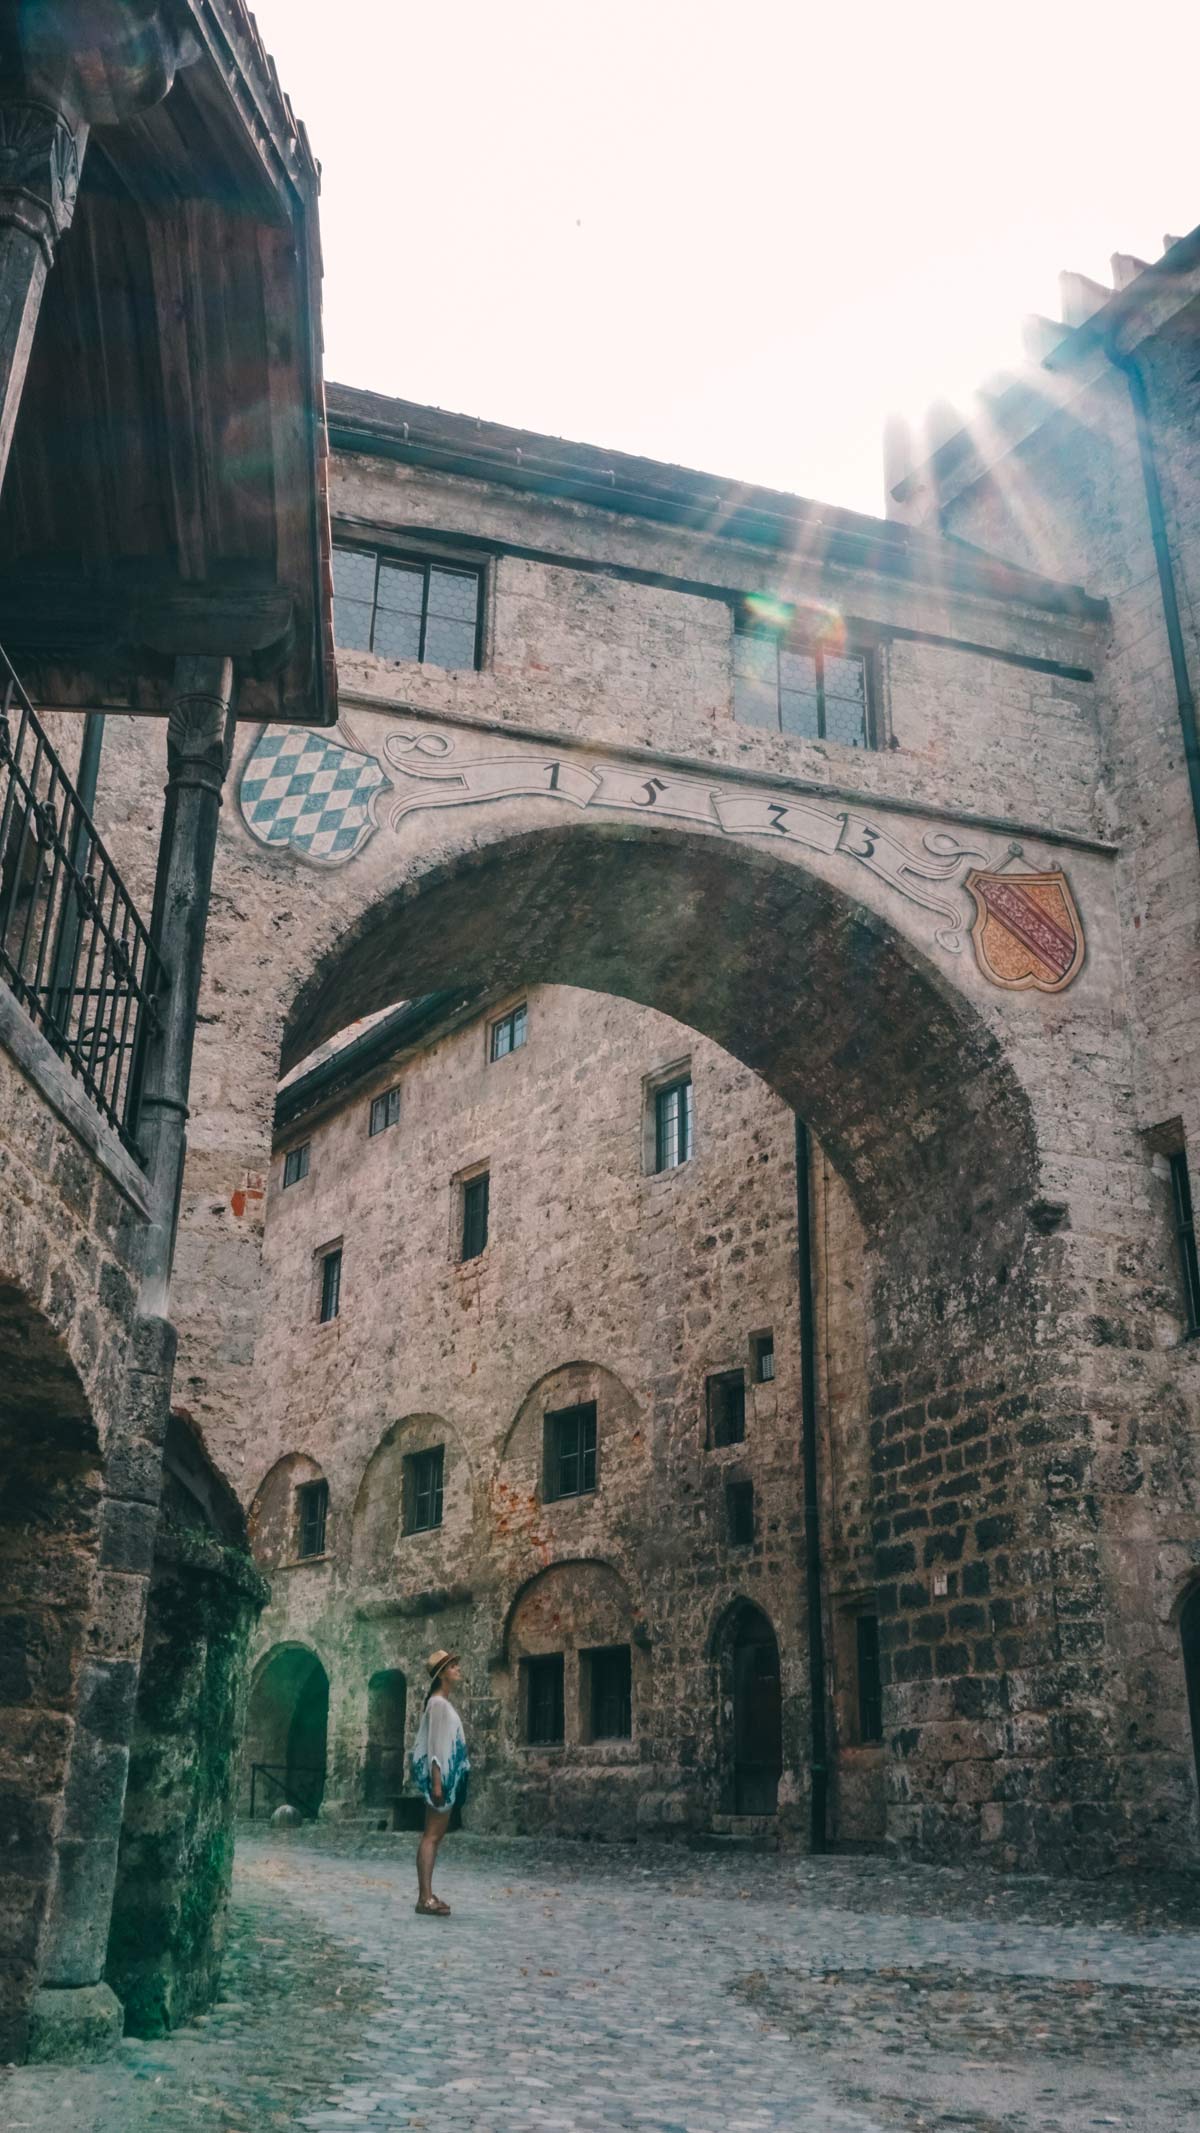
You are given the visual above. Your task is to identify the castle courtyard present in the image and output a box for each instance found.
[5,1826,1200,2133]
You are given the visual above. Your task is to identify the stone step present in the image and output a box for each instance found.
[688,1813,780,1853]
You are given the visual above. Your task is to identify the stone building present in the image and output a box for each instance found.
[129,225,1197,1884]
[240,980,879,1843]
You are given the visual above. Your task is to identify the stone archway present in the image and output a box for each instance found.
[242,1645,330,1820]
[182,800,1154,1868]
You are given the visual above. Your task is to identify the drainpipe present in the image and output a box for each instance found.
[795,1117,829,1853]
[1104,338,1200,858]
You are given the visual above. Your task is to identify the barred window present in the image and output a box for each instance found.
[654,1077,693,1172]
[282,1142,310,1188]
[734,619,872,748]
[751,1331,775,1383]
[318,1246,342,1324]
[296,1479,328,1559]
[405,1445,444,1534]
[490,1003,528,1061]
[523,1653,564,1745]
[369,1087,401,1136]
[585,1645,632,1740]
[332,544,483,670]
[544,1402,597,1501]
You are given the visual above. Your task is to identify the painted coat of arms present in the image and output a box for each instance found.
[964,863,1085,993]
[239,728,386,863]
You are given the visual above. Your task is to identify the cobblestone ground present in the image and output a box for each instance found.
[6,1828,1200,2132]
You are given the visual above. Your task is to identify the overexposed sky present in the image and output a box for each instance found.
[254,0,1198,517]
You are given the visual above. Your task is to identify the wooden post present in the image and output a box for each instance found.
[137,656,237,1307]
[0,96,86,489]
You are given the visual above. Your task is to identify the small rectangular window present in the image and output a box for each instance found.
[751,1331,775,1383]
[489,1003,528,1061]
[461,1172,490,1261]
[369,1087,401,1137]
[1170,1150,1200,1336]
[296,1479,328,1559]
[706,1371,746,1448]
[544,1402,597,1500]
[654,1077,693,1172]
[726,1480,755,1547]
[319,1247,342,1323]
[856,1614,883,1743]
[524,1653,565,1745]
[405,1445,445,1534]
[733,618,873,748]
[283,1142,310,1188]
[585,1645,632,1740]
[332,543,483,670]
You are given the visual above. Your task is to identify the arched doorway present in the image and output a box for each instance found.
[243,1645,329,1818]
[365,1669,408,1807]
[717,1603,783,1815]
[1182,1587,1200,1802]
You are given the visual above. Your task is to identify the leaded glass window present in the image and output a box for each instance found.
[332,545,482,670]
[733,623,871,747]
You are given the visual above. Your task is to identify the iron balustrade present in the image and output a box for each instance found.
[0,647,162,1157]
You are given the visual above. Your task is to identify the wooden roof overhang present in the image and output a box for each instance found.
[0,1,336,724]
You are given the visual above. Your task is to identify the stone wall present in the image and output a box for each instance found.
[241,984,857,1840]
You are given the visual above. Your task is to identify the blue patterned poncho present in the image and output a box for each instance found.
[410,1692,470,1810]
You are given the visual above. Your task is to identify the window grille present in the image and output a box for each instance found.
[489,1002,528,1060]
[283,1142,310,1188]
[1170,1150,1200,1336]
[856,1614,883,1743]
[654,1076,693,1171]
[524,1653,564,1745]
[733,621,872,748]
[319,1246,342,1323]
[461,1172,490,1261]
[586,1646,632,1740]
[332,544,483,670]
[725,1480,755,1547]
[369,1087,401,1136]
[406,1445,445,1533]
[706,1371,746,1448]
[752,1331,775,1383]
[544,1402,597,1500]
[296,1479,328,1559]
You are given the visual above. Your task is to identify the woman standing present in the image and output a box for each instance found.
[410,1648,469,1917]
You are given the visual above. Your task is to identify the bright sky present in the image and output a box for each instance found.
[253,0,1198,518]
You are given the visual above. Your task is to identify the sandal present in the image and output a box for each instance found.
[415,1896,451,1917]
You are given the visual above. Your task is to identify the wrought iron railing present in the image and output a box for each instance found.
[248,1762,324,1820]
[0,647,162,1157]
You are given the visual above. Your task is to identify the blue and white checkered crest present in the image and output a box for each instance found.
[239,727,387,865]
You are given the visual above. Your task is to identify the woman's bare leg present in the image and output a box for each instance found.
[417,1806,451,1905]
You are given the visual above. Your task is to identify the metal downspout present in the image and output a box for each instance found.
[1105,339,1200,857]
[795,1116,829,1853]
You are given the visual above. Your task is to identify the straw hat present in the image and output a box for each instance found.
[426,1648,458,1685]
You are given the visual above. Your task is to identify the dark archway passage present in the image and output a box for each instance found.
[365,1670,407,1808]
[264,820,1126,1868]
[0,1282,100,2060]
[243,1647,329,1819]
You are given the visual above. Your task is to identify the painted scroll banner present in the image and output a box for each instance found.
[380,733,989,950]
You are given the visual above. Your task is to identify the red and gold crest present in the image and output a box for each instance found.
[965,865,1085,993]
